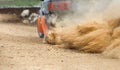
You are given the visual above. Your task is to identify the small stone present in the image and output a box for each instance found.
[61,60,63,62]
[1,45,4,47]
[22,19,29,24]
[47,49,51,51]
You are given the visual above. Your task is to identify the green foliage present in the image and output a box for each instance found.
[0,0,41,7]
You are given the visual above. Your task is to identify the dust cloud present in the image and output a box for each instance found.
[46,0,120,59]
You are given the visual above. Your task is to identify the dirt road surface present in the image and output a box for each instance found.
[0,17,120,70]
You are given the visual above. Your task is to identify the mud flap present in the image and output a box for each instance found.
[37,16,48,38]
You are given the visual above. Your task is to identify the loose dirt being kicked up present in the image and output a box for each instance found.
[0,14,120,70]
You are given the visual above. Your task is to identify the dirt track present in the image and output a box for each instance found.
[0,16,120,70]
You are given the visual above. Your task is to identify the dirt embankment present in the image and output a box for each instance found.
[0,8,39,14]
